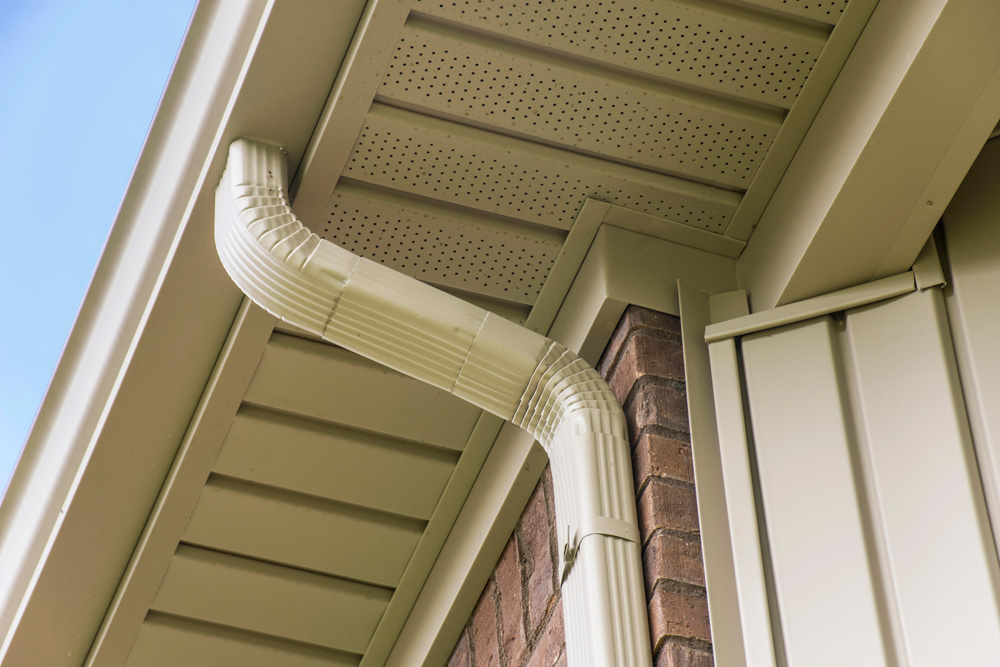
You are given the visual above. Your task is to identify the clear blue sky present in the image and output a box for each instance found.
[0,1,198,493]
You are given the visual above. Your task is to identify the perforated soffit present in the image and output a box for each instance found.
[315,0,845,314]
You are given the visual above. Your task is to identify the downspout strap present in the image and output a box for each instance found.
[561,516,640,584]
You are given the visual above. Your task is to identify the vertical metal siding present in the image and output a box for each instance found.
[711,287,1000,665]
[741,318,891,666]
[943,139,1000,562]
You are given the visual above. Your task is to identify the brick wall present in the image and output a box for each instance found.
[448,306,712,667]
[447,467,565,667]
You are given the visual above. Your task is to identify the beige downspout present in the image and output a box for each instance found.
[216,138,651,667]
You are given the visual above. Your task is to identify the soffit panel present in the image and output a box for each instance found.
[243,332,481,449]
[380,18,781,188]
[742,0,848,24]
[292,0,873,327]
[412,0,828,109]
[342,104,740,232]
[124,327,488,666]
[323,183,563,304]
[126,612,357,667]
[181,476,425,588]
[213,406,457,520]
[148,545,390,655]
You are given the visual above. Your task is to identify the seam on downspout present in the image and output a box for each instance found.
[215,139,652,667]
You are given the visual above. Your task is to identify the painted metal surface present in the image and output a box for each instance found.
[847,289,1000,665]
[943,139,1000,557]
[322,184,563,304]
[244,334,481,449]
[126,612,359,667]
[704,271,915,342]
[213,406,457,520]
[414,0,827,109]
[291,0,866,332]
[150,545,390,654]
[0,2,369,664]
[116,327,494,666]
[182,476,425,588]
[677,283,748,667]
[706,338,778,667]
[737,0,1000,308]
[742,319,891,666]
[344,104,739,232]
[707,284,1000,664]
[217,138,651,666]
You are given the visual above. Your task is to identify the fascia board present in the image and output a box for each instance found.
[738,0,1000,311]
[384,225,738,666]
[84,300,276,667]
[0,1,368,664]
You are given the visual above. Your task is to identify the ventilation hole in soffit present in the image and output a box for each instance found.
[380,31,775,187]
[321,197,559,303]
[782,0,847,17]
[412,0,822,104]
[344,122,736,231]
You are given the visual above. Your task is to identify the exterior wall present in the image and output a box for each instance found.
[448,306,713,667]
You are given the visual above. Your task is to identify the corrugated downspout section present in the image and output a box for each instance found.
[216,139,650,667]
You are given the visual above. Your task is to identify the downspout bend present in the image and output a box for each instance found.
[216,139,652,667]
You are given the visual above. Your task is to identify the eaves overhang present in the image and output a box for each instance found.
[0,1,369,664]
[2,0,997,665]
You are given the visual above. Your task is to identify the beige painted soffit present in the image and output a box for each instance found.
[738,0,1000,311]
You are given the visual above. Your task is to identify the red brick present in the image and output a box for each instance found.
[648,588,712,649]
[470,580,500,667]
[598,307,682,378]
[495,536,527,666]
[459,304,715,667]
[519,478,557,641]
[526,599,565,667]
[607,331,685,404]
[633,431,694,488]
[626,380,689,439]
[448,628,472,667]
[643,532,705,597]
[638,478,700,544]
[656,640,714,667]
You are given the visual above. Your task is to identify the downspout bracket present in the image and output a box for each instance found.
[561,516,641,583]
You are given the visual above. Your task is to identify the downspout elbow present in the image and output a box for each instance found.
[216,139,652,667]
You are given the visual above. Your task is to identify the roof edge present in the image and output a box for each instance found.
[0,0,373,662]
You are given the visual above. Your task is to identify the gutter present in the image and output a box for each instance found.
[216,138,652,666]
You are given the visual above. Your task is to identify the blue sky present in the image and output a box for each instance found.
[0,1,197,492]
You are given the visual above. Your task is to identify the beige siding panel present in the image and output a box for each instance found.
[243,333,481,450]
[150,546,390,654]
[126,613,359,667]
[182,477,423,588]
[741,319,890,666]
[215,406,456,520]
[845,290,1000,665]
